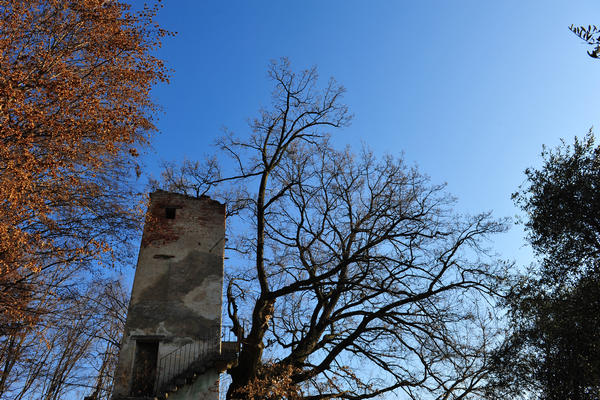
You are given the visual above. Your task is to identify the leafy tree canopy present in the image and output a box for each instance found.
[0,0,168,332]
[490,133,600,400]
[512,131,600,286]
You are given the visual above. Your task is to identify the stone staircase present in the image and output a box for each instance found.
[153,342,239,400]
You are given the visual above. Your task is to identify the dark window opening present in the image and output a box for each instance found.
[130,340,159,396]
[165,207,176,219]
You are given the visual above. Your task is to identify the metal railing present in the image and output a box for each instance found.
[221,322,242,343]
[153,324,242,395]
[154,338,217,393]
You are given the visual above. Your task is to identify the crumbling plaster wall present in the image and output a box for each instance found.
[168,368,221,400]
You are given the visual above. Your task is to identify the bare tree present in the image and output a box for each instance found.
[156,59,508,400]
[82,280,129,400]
[0,278,128,400]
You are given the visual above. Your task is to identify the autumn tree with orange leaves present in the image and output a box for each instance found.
[0,0,168,338]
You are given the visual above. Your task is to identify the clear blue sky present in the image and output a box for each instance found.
[144,0,600,273]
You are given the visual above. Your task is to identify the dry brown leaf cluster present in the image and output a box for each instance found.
[0,0,167,342]
[232,363,303,400]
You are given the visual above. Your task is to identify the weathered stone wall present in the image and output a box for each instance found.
[168,368,220,400]
[112,191,225,399]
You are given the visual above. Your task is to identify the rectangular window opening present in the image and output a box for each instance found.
[165,207,176,219]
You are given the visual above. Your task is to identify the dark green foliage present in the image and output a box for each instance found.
[512,131,600,285]
[490,133,600,400]
[491,274,600,400]
[570,25,600,58]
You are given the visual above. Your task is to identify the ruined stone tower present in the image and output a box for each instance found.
[112,190,235,400]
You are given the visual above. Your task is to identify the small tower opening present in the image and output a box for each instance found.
[165,207,176,219]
